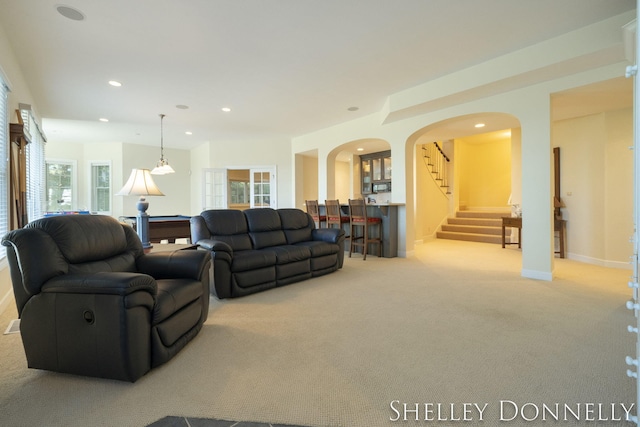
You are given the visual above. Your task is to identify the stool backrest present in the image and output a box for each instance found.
[348,198,367,223]
[325,199,342,226]
[305,200,321,223]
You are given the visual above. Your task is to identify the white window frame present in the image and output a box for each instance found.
[202,168,227,210]
[249,167,277,209]
[202,166,277,210]
[88,160,112,214]
[45,158,78,212]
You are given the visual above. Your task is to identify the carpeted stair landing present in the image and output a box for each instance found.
[437,210,511,244]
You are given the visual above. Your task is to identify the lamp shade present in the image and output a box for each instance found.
[116,168,165,196]
[150,160,175,175]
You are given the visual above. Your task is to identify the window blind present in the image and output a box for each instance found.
[21,106,46,222]
[0,78,8,260]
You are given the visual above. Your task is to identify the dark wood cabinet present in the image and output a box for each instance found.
[361,150,391,194]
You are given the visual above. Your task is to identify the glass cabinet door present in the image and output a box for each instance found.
[361,159,372,194]
[383,156,392,180]
[372,158,382,181]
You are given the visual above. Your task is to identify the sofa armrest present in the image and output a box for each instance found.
[196,238,232,253]
[312,228,345,244]
[137,250,210,281]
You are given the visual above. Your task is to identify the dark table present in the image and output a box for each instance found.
[125,215,192,243]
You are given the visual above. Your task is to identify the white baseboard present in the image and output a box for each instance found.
[567,253,633,270]
[521,269,553,281]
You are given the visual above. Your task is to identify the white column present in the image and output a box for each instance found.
[520,94,554,280]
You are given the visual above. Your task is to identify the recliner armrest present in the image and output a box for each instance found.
[42,272,156,298]
[137,250,210,281]
[312,228,345,244]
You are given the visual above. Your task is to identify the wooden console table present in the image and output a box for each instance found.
[501,217,522,249]
[501,216,566,258]
[554,219,566,259]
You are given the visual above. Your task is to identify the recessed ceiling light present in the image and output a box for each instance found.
[357,148,364,151]
[185,131,193,135]
[475,123,485,128]
[347,106,359,112]
[221,107,231,112]
[99,118,109,122]
[56,5,85,21]
[108,80,122,87]
[176,104,189,110]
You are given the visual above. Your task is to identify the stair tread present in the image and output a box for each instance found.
[442,224,509,236]
[456,210,510,219]
[448,217,503,226]
[436,231,504,244]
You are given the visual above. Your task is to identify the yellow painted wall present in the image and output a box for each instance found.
[415,142,450,241]
[553,107,632,266]
[302,155,319,204]
[456,131,512,210]
[334,160,351,203]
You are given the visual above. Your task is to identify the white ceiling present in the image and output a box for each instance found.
[0,0,635,153]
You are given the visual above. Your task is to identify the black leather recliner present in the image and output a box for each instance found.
[1,214,211,382]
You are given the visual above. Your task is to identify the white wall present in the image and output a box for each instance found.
[121,143,191,216]
[0,21,41,314]
[194,138,294,209]
[45,141,192,218]
[292,9,634,278]
[553,108,633,267]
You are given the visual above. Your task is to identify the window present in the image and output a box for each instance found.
[21,105,46,222]
[45,160,76,212]
[0,76,8,260]
[229,180,249,205]
[90,162,111,213]
[203,166,277,210]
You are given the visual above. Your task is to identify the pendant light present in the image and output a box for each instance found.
[150,113,175,175]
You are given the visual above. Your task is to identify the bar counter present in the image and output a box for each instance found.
[319,203,403,258]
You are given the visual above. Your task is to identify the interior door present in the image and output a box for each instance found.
[202,168,227,210]
[250,167,277,208]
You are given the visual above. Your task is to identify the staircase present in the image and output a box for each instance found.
[437,210,511,244]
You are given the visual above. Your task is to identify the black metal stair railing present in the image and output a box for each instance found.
[422,142,451,195]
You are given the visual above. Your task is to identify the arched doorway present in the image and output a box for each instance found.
[406,112,521,246]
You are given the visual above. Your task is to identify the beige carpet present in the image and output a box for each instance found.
[0,240,635,426]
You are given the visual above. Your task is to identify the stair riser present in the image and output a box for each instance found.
[448,218,502,227]
[437,210,514,245]
[442,225,509,236]
[436,231,503,244]
[456,211,510,219]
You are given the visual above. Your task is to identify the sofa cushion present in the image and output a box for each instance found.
[295,240,339,257]
[267,245,311,264]
[200,209,252,251]
[278,208,314,244]
[232,249,277,272]
[245,208,287,249]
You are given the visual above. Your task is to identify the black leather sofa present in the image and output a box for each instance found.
[1,215,211,382]
[190,208,345,298]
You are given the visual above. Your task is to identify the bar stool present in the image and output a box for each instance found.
[305,199,326,228]
[348,198,382,260]
[325,199,350,242]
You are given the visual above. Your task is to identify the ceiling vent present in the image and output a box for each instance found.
[56,5,85,21]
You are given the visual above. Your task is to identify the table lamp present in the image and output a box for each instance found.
[116,168,164,249]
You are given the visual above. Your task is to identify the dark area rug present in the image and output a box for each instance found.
[147,416,310,427]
